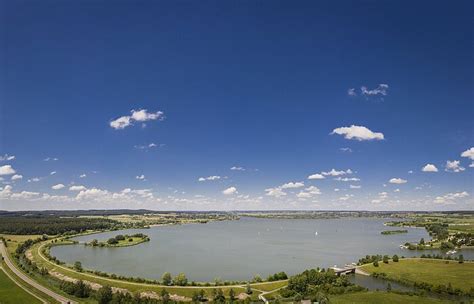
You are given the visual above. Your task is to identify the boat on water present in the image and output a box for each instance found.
[315,231,318,236]
[446,250,457,255]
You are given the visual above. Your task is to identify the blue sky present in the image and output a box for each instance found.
[1,0,473,211]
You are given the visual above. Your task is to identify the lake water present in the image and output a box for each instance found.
[50,217,472,282]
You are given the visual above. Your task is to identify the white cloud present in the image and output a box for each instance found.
[461,148,474,168]
[334,177,360,182]
[339,147,352,153]
[389,178,407,184]
[372,192,388,203]
[11,191,40,199]
[0,165,16,175]
[110,109,164,130]
[350,184,361,189]
[445,160,465,173]
[198,176,221,182]
[28,177,41,182]
[280,182,304,189]
[131,109,164,122]
[308,173,325,180]
[297,185,322,199]
[51,183,65,190]
[339,194,354,201]
[0,154,15,161]
[347,88,357,96]
[461,147,474,160]
[435,191,469,204]
[361,84,389,96]
[322,169,353,176]
[331,125,384,141]
[265,187,287,197]
[50,171,57,175]
[422,164,438,172]
[11,174,23,181]
[43,157,58,161]
[408,170,413,174]
[230,166,245,171]
[80,174,87,178]
[69,185,87,191]
[136,175,146,180]
[222,186,237,195]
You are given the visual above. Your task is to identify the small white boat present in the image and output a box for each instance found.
[446,250,457,255]
[315,231,318,236]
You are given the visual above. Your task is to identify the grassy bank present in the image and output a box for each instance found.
[360,258,474,293]
[0,267,43,304]
[330,291,453,304]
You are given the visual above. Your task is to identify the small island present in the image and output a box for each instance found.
[85,233,150,247]
[381,229,408,235]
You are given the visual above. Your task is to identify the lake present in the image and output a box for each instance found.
[50,217,471,282]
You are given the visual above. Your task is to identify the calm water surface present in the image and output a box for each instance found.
[50,217,471,281]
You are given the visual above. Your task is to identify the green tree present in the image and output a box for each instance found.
[90,239,99,246]
[74,261,83,272]
[373,260,379,267]
[419,238,425,245]
[383,255,389,264]
[162,272,172,285]
[459,254,464,264]
[229,288,235,303]
[173,272,188,286]
[97,285,113,304]
[392,254,399,262]
[253,274,262,282]
[161,288,170,304]
[246,282,253,294]
[212,288,225,303]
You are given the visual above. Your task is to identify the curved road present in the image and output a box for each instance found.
[0,241,76,304]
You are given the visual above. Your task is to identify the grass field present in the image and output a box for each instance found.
[249,280,288,291]
[330,291,453,304]
[360,258,474,292]
[0,267,43,304]
[0,234,42,255]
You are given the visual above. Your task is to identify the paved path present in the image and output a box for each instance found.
[0,241,76,304]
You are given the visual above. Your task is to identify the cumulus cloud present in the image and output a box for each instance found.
[389,178,407,184]
[339,194,354,201]
[422,164,438,172]
[136,175,146,180]
[331,125,384,141]
[110,109,164,130]
[0,165,16,175]
[372,192,388,203]
[322,169,353,176]
[50,171,57,175]
[43,157,58,161]
[69,185,87,191]
[280,182,304,189]
[0,154,15,161]
[297,186,322,199]
[198,176,221,182]
[461,147,474,160]
[308,173,325,180]
[265,187,287,198]
[222,186,237,195]
[339,147,353,153]
[51,183,65,190]
[230,166,245,171]
[347,88,357,96]
[11,174,23,181]
[445,160,465,173]
[79,174,87,178]
[435,191,469,204]
[361,84,389,96]
[334,177,360,182]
